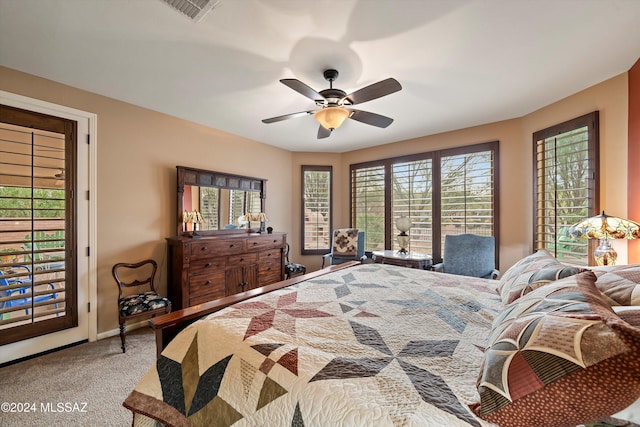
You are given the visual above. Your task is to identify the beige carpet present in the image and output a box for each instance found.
[0,328,156,427]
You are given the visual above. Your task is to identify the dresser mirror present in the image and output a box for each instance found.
[176,166,266,236]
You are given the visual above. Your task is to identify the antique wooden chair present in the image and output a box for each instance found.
[284,243,306,279]
[112,259,171,353]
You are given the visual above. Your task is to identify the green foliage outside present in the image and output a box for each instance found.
[0,186,65,218]
[538,127,590,263]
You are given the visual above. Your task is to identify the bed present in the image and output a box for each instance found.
[124,253,640,427]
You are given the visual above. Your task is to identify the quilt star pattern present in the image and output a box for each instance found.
[124,263,503,427]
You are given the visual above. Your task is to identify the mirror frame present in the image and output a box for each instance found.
[176,165,267,236]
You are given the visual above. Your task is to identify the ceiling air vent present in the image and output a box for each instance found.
[161,0,221,22]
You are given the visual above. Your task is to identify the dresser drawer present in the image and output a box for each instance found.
[258,248,280,261]
[227,252,257,266]
[247,235,284,252]
[189,270,226,305]
[190,258,226,275]
[191,239,245,258]
[258,263,282,286]
[258,258,280,276]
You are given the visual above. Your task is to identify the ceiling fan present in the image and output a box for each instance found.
[262,69,402,139]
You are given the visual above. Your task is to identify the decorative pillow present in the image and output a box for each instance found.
[498,250,573,305]
[593,264,640,306]
[332,228,359,257]
[471,271,640,427]
[525,264,586,292]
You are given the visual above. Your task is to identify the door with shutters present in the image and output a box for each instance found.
[0,100,92,362]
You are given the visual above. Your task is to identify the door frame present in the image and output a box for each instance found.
[0,90,97,363]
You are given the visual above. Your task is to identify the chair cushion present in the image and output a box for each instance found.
[119,291,170,317]
[472,271,640,427]
[285,262,306,274]
[332,228,359,257]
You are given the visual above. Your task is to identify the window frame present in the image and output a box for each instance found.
[532,111,599,265]
[350,141,499,264]
[301,165,333,256]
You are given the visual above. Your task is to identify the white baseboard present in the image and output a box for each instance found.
[96,320,149,340]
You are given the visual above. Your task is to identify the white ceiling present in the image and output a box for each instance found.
[1,0,640,153]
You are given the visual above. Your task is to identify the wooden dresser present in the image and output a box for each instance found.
[166,232,287,309]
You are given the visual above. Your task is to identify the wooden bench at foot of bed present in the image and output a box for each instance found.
[149,261,360,357]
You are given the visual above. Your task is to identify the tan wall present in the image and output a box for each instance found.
[1,65,630,334]
[0,66,293,334]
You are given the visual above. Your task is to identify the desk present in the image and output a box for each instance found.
[372,250,433,270]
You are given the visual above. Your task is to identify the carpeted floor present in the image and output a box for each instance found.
[0,327,156,427]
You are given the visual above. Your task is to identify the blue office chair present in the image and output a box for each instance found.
[0,266,59,316]
[321,228,367,268]
[433,234,499,279]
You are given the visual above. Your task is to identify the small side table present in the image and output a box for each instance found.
[372,250,433,270]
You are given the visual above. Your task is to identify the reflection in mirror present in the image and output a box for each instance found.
[176,166,266,236]
[182,186,262,231]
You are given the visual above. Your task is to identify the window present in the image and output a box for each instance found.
[440,148,496,248]
[302,166,332,254]
[229,189,261,226]
[534,112,599,266]
[200,187,219,230]
[351,165,385,251]
[392,159,433,253]
[351,142,499,263]
[0,105,77,345]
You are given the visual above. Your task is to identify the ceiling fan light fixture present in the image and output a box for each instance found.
[314,107,350,130]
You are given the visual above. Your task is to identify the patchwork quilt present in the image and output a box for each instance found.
[124,263,503,426]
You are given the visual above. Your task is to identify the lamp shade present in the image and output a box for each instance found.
[396,216,412,233]
[314,107,350,130]
[566,211,640,240]
[566,211,640,266]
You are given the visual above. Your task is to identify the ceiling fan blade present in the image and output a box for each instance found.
[317,125,332,139]
[280,79,325,101]
[348,109,394,128]
[346,78,402,105]
[262,110,315,124]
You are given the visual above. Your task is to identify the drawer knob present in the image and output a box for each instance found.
[205,280,212,285]
[229,244,235,248]
[206,263,212,267]
[267,252,272,257]
[267,267,272,271]
[240,258,244,262]
[201,247,207,251]
[253,242,257,246]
